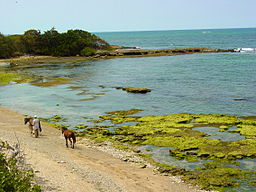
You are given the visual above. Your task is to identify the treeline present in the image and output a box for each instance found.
[0,28,111,58]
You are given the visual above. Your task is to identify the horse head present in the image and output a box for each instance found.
[61,127,68,134]
[24,117,29,125]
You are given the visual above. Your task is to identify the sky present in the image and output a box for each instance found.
[1,0,256,34]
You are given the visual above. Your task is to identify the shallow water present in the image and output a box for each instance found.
[1,52,256,124]
[193,126,245,141]
[138,145,208,170]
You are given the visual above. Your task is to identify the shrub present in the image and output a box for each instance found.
[80,47,97,56]
[0,144,42,191]
[0,34,16,58]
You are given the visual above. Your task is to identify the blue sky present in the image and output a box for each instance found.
[1,0,256,34]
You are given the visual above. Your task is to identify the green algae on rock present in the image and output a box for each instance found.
[77,126,115,143]
[100,115,139,124]
[44,115,68,122]
[106,109,143,116]
[42,115,69,129]
[183,167,249,191]
[191,114,241,125]
[77,110,256,191]
[249,180,256,186]
[94,112,256,161]
[233,124,256,138]
[0,71,34,85]
[74,124,88,129]
[113,86,151,94]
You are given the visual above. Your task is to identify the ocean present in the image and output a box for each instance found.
[0,28,256,191]
[96,28,256,50]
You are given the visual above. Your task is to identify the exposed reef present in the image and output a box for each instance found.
[0,48,235,66]
[113,87,152,94]
[0,71,34,85]
[95,47,235,58]
[77,111,256,191]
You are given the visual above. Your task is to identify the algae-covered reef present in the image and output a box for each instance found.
[113,87,152,94]
[78,110,256,191]
[0,71,34,85]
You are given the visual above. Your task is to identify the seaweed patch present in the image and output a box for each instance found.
[76,110,256,191]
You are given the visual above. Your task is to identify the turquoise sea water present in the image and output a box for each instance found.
[96,28,256,50]
[0,28,256,191]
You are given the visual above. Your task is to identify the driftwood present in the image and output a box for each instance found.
[0,133,24,164]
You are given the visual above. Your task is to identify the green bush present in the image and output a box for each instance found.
[0,28,110,58]
[0,34,16,58]
[0,153,42,192]
[80,47,97,56]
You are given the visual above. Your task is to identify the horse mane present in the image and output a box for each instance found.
[61,127,68,134]
[24,117,32,125]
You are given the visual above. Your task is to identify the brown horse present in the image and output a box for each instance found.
[61,127,76,149]
[24,117,34,135]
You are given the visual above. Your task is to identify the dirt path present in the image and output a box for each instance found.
[0,106,206,192]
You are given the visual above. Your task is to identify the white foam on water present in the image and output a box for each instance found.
[234,48,256,52]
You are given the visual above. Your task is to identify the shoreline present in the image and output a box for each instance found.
[0,47,235,65]
[0,105,208,192]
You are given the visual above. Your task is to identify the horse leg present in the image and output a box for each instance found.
[72,138,74,149]
[65,137,68,148]
[68,138,73,149]
[29,125,33,135]
[34,129,39,138]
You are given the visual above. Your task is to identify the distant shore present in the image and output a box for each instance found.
[0,47,235,66]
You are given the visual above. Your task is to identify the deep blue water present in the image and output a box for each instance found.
[0,28,256,191]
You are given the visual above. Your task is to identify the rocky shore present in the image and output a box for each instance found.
[94,47,235,58]
[0,47,235,66]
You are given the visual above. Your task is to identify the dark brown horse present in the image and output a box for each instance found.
[61,127,76,149]
[24,117,34,135]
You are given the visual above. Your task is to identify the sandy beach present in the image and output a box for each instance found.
[0,106,207,192]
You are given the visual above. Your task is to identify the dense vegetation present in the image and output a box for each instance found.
[0,28,110,58]
[0,144,41,191]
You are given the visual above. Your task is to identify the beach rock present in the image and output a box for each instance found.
[113,87,151,94]
[95,48,234,58]
[233,98,247,101]
[158,167,187,176]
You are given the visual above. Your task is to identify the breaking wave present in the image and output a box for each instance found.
[234,48,256,52]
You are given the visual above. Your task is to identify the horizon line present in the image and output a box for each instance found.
[93,26,256,33]
[3,26,256,35]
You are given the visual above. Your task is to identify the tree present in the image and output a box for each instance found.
[0,28,111,57]
[39,28,61,55]
[0,34,15,58]
[19,30,41,54]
